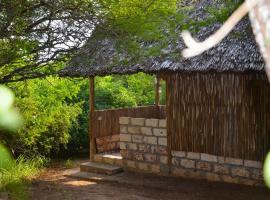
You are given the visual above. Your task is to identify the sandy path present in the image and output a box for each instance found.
[31,161,270,200]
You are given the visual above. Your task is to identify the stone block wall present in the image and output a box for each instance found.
[117,117,264,186]
[119,117,168,173]
[171,151,263,186]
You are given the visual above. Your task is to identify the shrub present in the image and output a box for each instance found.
[0,156,46,200]
[5,77,82,157]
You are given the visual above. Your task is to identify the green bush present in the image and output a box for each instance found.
[1,73,159,158]
[5,77,82,157]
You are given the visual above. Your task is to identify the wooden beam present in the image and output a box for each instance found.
[89,77,96,161]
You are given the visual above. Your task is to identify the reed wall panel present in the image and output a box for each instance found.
[166,72,270,161]
[93,105,166,138]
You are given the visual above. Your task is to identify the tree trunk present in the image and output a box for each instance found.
[247,0,270,79]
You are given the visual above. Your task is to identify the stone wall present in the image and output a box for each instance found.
[100,117,264,186]
[119,117,168,173]
[171,151,263,186]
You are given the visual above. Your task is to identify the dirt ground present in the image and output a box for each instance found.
[31,160,270,200]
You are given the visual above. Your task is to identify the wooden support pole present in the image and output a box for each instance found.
[155,75,161,118]
[165,77,172,173]
[155,75,161,107]
[89,77,96,161]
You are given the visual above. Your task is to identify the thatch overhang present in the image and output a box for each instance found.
[60,1,265,78]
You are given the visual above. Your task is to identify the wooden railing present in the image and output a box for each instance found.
[92,105,166,138]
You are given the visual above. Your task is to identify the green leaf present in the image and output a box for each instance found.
[0,143,12,169]
[264,152,270,188]
[0,86,14,113]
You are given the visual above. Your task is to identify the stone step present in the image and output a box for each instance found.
[80,162,123,175]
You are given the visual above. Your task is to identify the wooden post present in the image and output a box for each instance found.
[155,75,161,106]
[155,75,161,117]
[165,76,172,173]
[89,77,96,161]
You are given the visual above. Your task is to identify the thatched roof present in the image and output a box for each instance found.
[60,0,265,78]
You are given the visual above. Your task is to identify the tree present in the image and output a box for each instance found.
[0,0,178,83]
[248,0,270,80]
[0,0,99,83]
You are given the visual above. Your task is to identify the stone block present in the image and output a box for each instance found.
[222,175,239,184]
[188,170,205,180]
[119,142,127,150]
[133,152,144,161]
[201,153,218,163]
[244,160,262,169]
[145,119,159,127]
[158,137,167,146]
[145,153,157,162]
[181,159,195,169]
[137,162,149,171]
[126,160,136,168]
[206,173,221,182]
[141,127,153,135]
[172,158,181,166]
[159,119,167,128]
[218,156,225,164]
[127,143,137,150]
[153,128,167,137]
[128,126,141,134]
[120,150,133,160]
[196,161,212,171]
[132,135,144,143]
[231,167,250,178]
[171,167,187,177]
[138,144,151,153]
[120,125,128,134]
[150,164,160,173]
[151,146,167,155]
[172,151,186,158]
[93,154,103,163]
[119,117,130,125]
[115,159,124,167]
[120,134,131,142]
[187,152,200,160]
[131,118,145,126]
[160,156,168,164]
[213,164,230,175]
[225,157,243,166]
[250,169,263,180]
[143,136,157,145]
[103,157,115,165]
[237,178,259,186]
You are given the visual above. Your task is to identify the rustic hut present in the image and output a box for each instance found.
[60,0,270,185]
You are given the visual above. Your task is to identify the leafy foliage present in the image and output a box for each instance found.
[95,73,156,109]
[4,77,82,157]
[264,152,270,188]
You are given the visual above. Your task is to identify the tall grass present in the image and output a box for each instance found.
[0,156,46,200]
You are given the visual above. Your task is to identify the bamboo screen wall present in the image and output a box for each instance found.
[166,72,270,161]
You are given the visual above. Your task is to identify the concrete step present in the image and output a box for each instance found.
[80,162,123,175]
